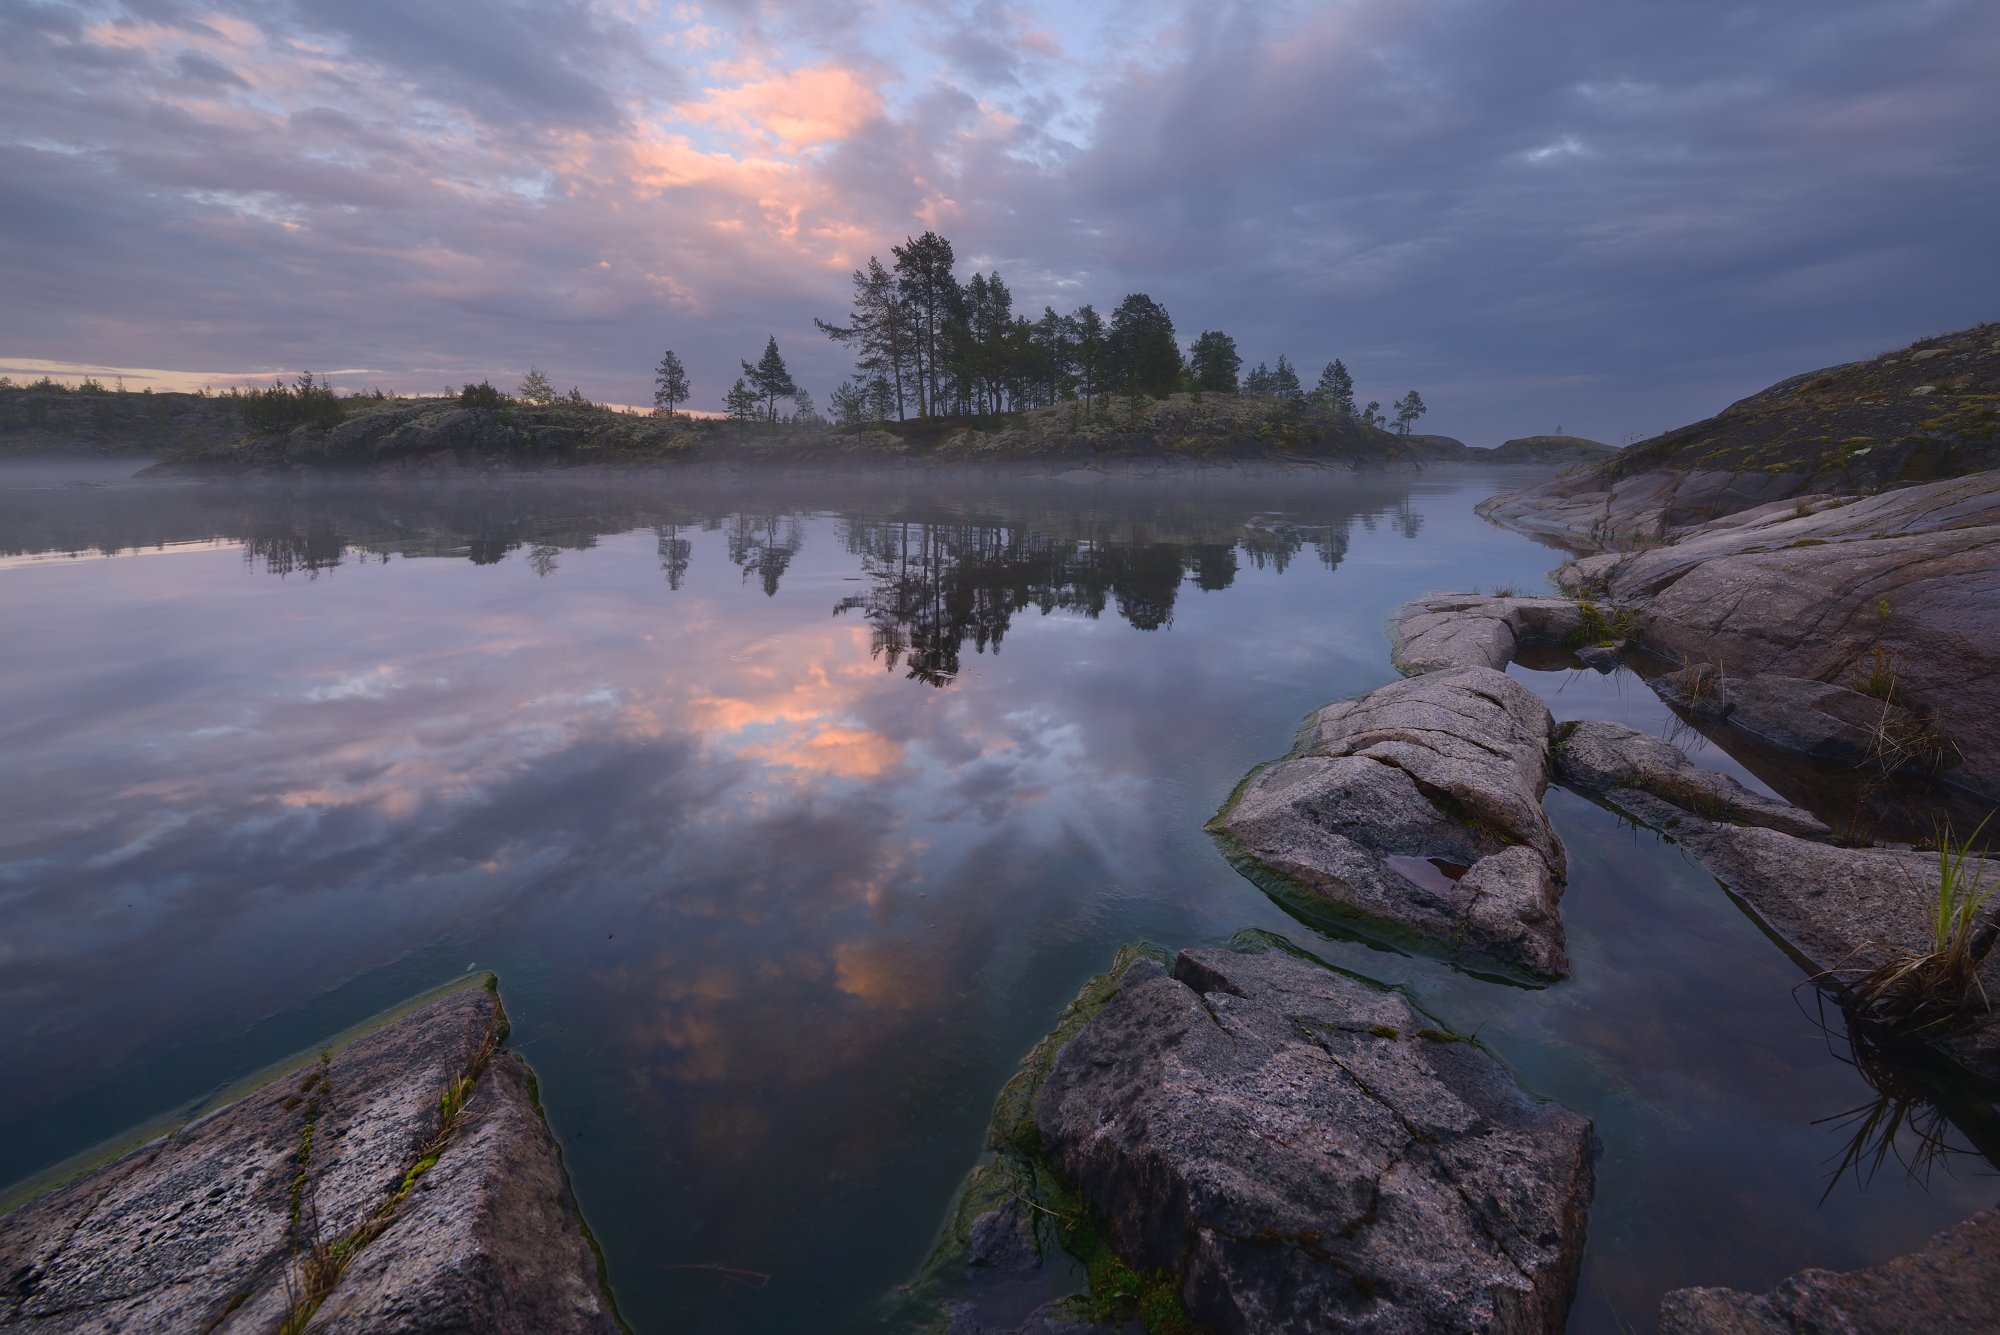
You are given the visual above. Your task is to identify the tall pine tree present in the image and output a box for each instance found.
[653,349,689,418]
[742,337,798,422]
[1312,360,1355,415]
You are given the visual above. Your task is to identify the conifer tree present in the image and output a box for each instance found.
[892,231,959,416]
[1072,305,1106,411]
[742,336,798,422]
[1107,293,1179,400]
[1271,354,1303,401]
[817,257,912,420]
[1393,389,1428,435]
[653,349,690,417]
[1188,331,1242,394]
[518,367,556,404]
[1245,362,1273,397]
[724,377,760,422]
[1313,360,1356,415]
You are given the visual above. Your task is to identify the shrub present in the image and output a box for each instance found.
[458,380,508,409]
[236,372,345,431]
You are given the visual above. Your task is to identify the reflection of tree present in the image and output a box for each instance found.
[833,519,1339,686]
[726,513,805,596]
[241,523,345,578]
[655,524,692,590]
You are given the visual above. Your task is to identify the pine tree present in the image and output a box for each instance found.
[1313,360,1355,415]
[1271,354,1303,401]
[1245,362,1273,397]
[518,367,556,404]
[1107,293,1179,400]
[1188,331,1241,394]
[742,336,798,422]
[1072,305,1106,412]
[1361,400,1384,428]
[724,377,760,422]
[892,231,959,416]
[1393,390,1427,436]
[653,349,690,418]
[817,257,912,421]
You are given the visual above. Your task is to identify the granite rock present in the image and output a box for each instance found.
[1213,666,1570,980]
[1034,946,1595,1334]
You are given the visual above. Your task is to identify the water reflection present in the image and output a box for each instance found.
[0,465,1991,1335]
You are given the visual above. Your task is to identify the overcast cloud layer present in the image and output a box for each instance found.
[3,0,1997,443]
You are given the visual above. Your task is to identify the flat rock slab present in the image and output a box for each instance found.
[1660,1207,2000,1333]
[1553,470,2000,799]
[1390,594,1582,675]
[0,986,617,1334]
[1035,946,1595,1334]
[1213,666,1570,980]
[1553,719,1831,840]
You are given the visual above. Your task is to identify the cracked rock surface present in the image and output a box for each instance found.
[1390,595,1583,675]
[1034,946,1595,1334]
[1551,470,2000,800]
[1212,666,1570,980]
[1659,1207,2000,1333]
[0,987,617,1335]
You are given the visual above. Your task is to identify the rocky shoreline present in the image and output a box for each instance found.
[0,980,618,1334]
[910,367,1998,1328]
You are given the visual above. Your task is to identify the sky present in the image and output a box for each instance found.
[2,0,1996,444]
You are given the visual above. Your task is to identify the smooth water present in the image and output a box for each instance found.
[0,464,1989,1333]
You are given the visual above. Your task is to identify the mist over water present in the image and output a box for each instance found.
[0,463,1989,1332]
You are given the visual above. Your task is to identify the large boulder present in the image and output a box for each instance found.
[1034,945,1595,1334]
[0,983,617,1334]
[1660,1207,2000,1333]
[1555,470,2000,799]
[1212,666,1570,980]
[1390,594,1583,674]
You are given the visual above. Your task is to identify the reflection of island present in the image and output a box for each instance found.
[3,474,1437,678]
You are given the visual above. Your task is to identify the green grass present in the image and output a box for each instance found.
[1847,814,1994,1033]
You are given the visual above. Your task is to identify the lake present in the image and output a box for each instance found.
[0,461,1989,1332]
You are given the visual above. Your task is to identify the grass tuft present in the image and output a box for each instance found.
[1843,815,1995,1034]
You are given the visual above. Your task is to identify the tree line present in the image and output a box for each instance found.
[645,229,1428,434]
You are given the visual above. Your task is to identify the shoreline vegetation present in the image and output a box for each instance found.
[1,229,1627,473]
[0,377,1613,474]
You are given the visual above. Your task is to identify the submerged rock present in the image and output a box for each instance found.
[1033,944,1595,1334]
[1653,669,1935,771]
[1553,719,1831,840]
[1212,666,1570,980]
[1551,720,2000,1079]
[0,983,617,1334]
[1659,1207,2000,1333]
[1390,594,1582,675]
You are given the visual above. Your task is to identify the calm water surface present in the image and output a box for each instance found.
[0,463,1990,1333]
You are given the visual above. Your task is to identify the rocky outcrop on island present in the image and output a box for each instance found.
[1477,323,2000,545]
[1485,436,1616,465]
[1553,469,2000,800]
[1659,1207,2000,1333]
[0,387,242,456]
[1211,667,1571,980]
[140,390,1491,476]
[0,982,617,1334]
[906,941,1594,1334]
